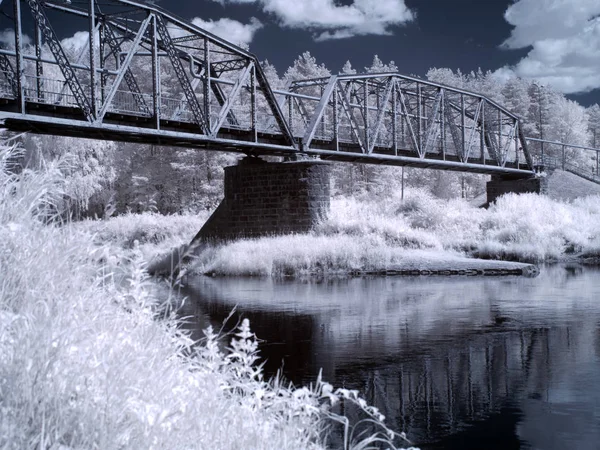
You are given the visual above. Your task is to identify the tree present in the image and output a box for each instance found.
[526,82,557,157]
[467,69,503,103]
[365,55,398,74]
[261,60,283,90]
[550,97,589,146]
[340,60,356,75]
[588,104,600,148]
[23,135,117,218]
[426,68,467,90]
[588,104,600,174]
[546,97,590,169]
[283,52,331,83]
[502,77,532,131]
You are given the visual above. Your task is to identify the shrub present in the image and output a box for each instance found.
[0,143,415,449]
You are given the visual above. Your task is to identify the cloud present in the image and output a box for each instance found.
[497,0,600,94]
[61,31,90,53]
[191,17,263,46]
[0,28,32,49]
[213,0,414,40]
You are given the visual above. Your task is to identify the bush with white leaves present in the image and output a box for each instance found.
[0,142,417,449]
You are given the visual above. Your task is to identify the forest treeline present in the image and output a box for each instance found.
[8,52,600,218]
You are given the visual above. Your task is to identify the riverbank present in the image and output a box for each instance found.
[194,239,537,278]
[0,150,408,449]
[137,190,599,278]
[79,189,600,279]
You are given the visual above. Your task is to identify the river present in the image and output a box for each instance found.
[178,264,600,449]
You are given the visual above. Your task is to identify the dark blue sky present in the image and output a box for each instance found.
[3,0,596,106]
[168,0,524,74]
[165,0,599,107]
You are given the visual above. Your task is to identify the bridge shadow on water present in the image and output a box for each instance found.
[177,266,600,449]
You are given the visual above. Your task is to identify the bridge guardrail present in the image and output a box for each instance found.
[534,154,600,184]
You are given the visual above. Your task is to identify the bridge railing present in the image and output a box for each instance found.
[4,69,284,134]
[526,137,600,184]
[534,154,600,184]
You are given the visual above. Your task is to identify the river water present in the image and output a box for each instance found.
[178,265,600,449]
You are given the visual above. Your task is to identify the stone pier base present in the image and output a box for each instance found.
[486,175,547,205]
[192,157,331,243]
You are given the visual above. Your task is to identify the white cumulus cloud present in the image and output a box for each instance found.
[191,17,263,46]
[213,0,414,40]
[497,0,600,94]
[0,28,32,48]
[61,31,90,53]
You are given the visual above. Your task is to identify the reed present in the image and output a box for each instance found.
[0,142,414,449]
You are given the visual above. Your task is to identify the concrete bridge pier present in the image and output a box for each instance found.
[486,175,547,205]
[191,157,331,244]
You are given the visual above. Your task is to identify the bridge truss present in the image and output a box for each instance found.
[0,0,534,177]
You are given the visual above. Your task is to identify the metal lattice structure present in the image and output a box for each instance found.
[274,73,534,174]
[0,0,534,177]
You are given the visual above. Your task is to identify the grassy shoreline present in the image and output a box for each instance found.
[6,144,599,448]
[1,149,411,449]
[113,191,600,279]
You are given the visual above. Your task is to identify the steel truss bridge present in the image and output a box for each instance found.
[0,0,536,177]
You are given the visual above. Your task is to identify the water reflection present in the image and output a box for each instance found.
[178,265,600,449]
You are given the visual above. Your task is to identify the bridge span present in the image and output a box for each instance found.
[0,0,535,177]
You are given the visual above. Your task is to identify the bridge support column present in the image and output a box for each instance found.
[192,157,331,243]
[486,175,547,205]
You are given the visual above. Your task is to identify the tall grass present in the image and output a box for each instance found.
[0,143,415,449]
[186,188,600,277]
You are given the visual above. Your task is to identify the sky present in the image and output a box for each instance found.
[160,0,600,107]
[0,0,598,106]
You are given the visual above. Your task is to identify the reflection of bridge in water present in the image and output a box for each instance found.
[180,268,600,447]
[355,327,557,443]
[0,0,536,177]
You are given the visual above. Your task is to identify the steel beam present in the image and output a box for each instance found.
[368,77,394,154]
[34,20,43,100]
[151,14,160,128]
[0,55,18,98]
[210,62,252,137]
[338,80,365,150]
[102,21,151,116]
[464,99,482,163]
[422,89,442,157]
[154,14,207,133]
[97,15,152,122]
[88,0,97,116]
[25,0,94,121]
[398,88,420,156]
[303,76,337,150]
[13,0,25,113]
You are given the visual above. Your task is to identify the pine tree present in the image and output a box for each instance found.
[365,55,398,74]
[261,60,282,90]
[502,78,531,123]
[340,60,356,75]
[283,52,331,83]
[426,68,467,89]
[587,104,600,148]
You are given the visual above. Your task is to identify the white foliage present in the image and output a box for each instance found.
[284,51,331,82]
[190,188,600,276]
[365,54,398,73]
[0,143,415,450]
